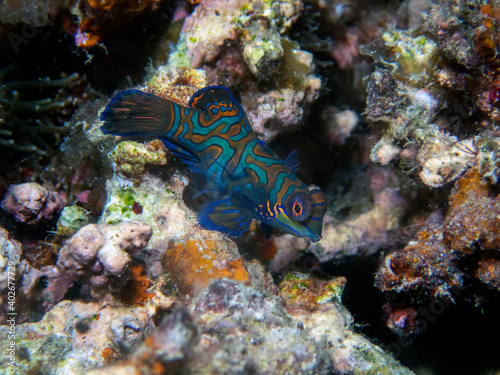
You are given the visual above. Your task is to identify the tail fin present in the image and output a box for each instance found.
[100,89,171,137]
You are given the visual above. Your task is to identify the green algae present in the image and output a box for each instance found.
[108,140,167,179]
[56,206,90,237]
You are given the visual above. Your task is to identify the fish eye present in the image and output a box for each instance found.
[293,201,302,216]
[285,193,311,222]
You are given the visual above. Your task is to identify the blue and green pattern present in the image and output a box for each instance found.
[100,86,327,242]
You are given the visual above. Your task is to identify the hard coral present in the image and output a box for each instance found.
[0,299,156,374]
[362,29,440,88]
[421,0,494,68]
[189,279,331,375]
[377,168,500,334]
[170,0,302,70]
[363,64,481,187]
[280,271,347,312]
[56,205,90,237]
[144,66,208,105]
[87,308,197,374]
[443,167,500,254]
[166,0,320,140]
[100,173,193,247]
[1,182,65,225]
[361,1,500,188]
[417,135,477,188]
[313,171,410,263]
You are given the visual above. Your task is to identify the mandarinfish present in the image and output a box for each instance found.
[100,86,326,242]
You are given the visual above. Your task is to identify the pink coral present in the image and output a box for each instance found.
[57,221,152,292]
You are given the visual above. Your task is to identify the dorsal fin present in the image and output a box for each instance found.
[188,86,244,117]
[285,149,301,173]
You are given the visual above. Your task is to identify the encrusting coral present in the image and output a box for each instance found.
[107,139,167,181]
[56,205,90,236]
[166,0,321,140]
[165,230,250,297]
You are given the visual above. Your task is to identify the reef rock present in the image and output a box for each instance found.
[0,228,67,323]
[84,273,413,374]
[376,168,500,335]
[1,182,65,225]
[166,0,321,140]
[280,272,413,375]
[0,299,158,374]
[107,140,168,181]
[56,205,90,237]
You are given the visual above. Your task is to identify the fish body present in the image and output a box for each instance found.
[100,86,326,242]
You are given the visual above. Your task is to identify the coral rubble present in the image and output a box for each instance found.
[377,168,500,335]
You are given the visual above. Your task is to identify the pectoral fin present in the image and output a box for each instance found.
[198,197,253,237]
[259,222,274,240]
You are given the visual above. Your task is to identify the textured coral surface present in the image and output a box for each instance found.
[2,0,500,374]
